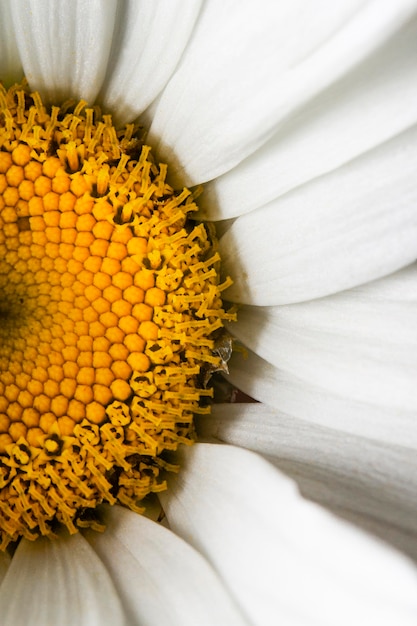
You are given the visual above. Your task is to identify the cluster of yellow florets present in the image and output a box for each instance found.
[0,81,234,549]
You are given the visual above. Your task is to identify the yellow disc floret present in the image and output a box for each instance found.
[0,80,235,549]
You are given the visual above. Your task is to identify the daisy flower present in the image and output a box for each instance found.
[0,1,416,624]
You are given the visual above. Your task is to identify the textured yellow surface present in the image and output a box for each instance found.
[0,81,234,548]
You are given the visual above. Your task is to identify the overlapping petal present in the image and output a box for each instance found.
[10,0,117,104]
[0,532,125,625]
[99,0,203,126]
[85,505,246,626]
[161,443,417,626]
[147,0,417,186]
[226,347,417,450]
[334,509,417,563]
[197,403,417,540]
[229,264,417,412]
[199,14,417,220]
[220,128,417,305]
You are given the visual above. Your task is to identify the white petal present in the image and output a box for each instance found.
[198,403,417,538]
[220,127,417,305]
[161,443,417,626]
[226,348,417,449]
[229,265,417,412]
[0,1,23,86]
[0,532,125,625]
[148,0,417,186]
[334,509,417,564]
[11,0,117,104]
[100,0,203,125]
[200,15,417,220]
[84,505,246,626]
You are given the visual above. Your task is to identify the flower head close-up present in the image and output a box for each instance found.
[0,1,417,625]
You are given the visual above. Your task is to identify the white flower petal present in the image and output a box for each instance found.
[220,126,417,305]
[10,0,117,104]
[229,265,417,412]
[0,1,22,86]
[226,348,417,449]
[200,15,417,220]
[161,443,417,626]
[85,505,246,626]
[148,0,416,186]
[335,509,417,564]
[198,403,417,538]
[0,532,125,625]
[100,0,203,125]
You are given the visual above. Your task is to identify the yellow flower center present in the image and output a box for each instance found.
[0,80,235,549]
